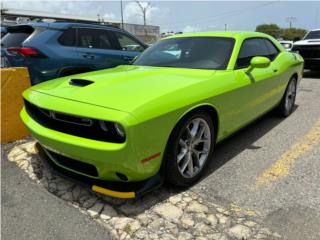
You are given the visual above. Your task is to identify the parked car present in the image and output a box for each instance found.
[1,22,147,85]
[279,40,293,51]
[1,26,7,38]
[291,29,320,71]
[21,32,304,198]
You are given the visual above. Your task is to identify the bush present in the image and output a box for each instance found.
[255,24,307,40]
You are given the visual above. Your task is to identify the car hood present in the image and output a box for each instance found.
[32,65,216,113]
[293,39,320,46]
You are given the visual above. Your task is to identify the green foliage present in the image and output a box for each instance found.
[256,24,307,41]
[281,28,307,41]
[256,24,282,38]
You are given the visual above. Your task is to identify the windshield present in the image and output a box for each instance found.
[304,30,320,40]
[133,37,235,70]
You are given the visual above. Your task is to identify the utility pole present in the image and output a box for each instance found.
[120,0,124,29]
[224,24,227,31]
[136,1,151,42]
[316,7,319,28]
[286,17,297,29]
[136,1,150,26]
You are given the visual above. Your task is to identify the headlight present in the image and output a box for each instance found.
[114,123,125,137]
[99,120,126,142]
[99,121,109,132]
[284,43,290,48]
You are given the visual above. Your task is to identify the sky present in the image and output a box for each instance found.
[2,1,320,33]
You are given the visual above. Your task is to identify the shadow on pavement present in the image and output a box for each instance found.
[303,70,320,79]
[203,111,286,180]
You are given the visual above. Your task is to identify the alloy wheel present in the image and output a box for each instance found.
[285,79,297,112]
[176,118,211,178]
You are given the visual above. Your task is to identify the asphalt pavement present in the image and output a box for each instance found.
[1,145,111,240]
[193,71,320,240]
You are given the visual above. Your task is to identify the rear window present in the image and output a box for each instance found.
[1,26,34,48]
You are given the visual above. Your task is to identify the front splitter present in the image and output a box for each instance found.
[35,142,163,199]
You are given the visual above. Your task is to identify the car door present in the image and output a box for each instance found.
[108,30,146,64]
[73,27,126,69]
[231,38,280,129]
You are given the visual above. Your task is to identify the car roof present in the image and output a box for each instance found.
[13,21,120,30]
[164,31,272,40]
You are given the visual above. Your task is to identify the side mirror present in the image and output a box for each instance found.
[246,56,270,74]
[250,56,271,68]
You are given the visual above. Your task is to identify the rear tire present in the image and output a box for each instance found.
[277,76,297,117]
[164,111,215,187]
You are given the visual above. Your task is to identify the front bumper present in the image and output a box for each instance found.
[36,143,163,198]
[20,99,161,182]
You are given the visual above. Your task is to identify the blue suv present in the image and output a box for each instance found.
[1,22,147,85]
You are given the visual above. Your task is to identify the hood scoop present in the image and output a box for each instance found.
[69,79,94,87]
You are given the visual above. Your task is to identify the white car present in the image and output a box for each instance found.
[291,29,320,71]
[279,40,294,51]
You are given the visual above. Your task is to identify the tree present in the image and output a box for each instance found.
[136,1,151,26]
[256,24,282,38]
[135,1,151,40]
[280,28,307,41]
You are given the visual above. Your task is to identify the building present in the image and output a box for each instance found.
[123,23,160,43]
[1,8,160,43]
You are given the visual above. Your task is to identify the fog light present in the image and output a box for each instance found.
[114,123,125,137]
[116,172,128,181]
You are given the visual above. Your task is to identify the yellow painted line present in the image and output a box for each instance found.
[256,119,320,187]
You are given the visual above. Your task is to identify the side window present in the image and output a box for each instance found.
[263,39,279,60]
[113,32,145,52]
[58,28,76,46]
[236,38,269,69]
[77,28,113,50]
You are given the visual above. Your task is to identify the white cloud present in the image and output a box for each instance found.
[103,13,116,20]
[181,24,217,33]
[2,1,116,20]
[182,25,201,33]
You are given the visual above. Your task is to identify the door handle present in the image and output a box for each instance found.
[123,56,134,62]
[83,54,94,59]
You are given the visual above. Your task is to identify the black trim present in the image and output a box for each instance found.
[69,79,94,87]
[45,148,98,177]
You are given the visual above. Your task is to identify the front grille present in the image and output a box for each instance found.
[24,100,125,143]
[292,45,320,58]
[45,148,98,177]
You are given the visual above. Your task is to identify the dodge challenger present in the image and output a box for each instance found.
[21,32,304,198]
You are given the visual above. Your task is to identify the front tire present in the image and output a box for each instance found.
[277,77,297,117]
[164,111,215,187]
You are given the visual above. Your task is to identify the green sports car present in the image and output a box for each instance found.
[21,32,304,198]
